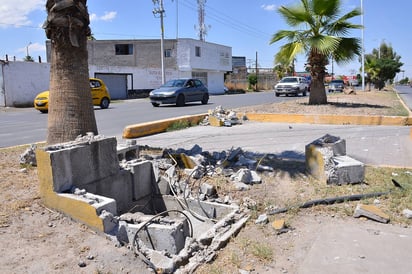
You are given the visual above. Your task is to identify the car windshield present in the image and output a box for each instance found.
[280,78,298,83]
[331,80,344,84]
[162,79,186,87]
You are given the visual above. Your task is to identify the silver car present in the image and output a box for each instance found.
[328,79,345,92]
[149,78,209,107]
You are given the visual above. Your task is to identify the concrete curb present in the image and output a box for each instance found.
[123,113,207,139]
[122,112,412,139]
[244,113,412,126]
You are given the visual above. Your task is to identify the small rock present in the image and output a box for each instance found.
[402,209,412,219]
[255,214,268,225]
[78,261,86,267]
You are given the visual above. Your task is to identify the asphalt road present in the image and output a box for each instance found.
[2,86,411,148]
[0,91,290,148]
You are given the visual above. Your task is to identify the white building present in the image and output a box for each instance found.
[0,38,232,107]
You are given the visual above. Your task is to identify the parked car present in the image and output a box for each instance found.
[328,79,345,92]
[274,76,309,97]
[149,78,209,107]
[33,78,111,113]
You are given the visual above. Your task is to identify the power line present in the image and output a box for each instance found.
[178,0,271,41]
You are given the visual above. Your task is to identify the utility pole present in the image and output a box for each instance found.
[255,51,258,90]
[153,0,166,84]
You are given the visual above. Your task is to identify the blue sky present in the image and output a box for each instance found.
[1,0,410,79]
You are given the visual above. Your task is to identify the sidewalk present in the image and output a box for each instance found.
[132,121,412,168]
[128,120,412,274]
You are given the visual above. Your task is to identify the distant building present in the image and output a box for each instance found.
[47,38,232,98]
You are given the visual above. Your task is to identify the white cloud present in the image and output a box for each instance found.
[261,4,277,11]
[90,11,117,22]
[0,0,44,28]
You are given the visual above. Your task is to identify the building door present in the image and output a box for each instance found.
[95,73,128,100]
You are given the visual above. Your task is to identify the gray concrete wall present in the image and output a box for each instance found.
[2,61,50,107]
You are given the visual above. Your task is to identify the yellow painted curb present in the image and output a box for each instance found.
[244,113,412,126]
[123,113,207,139]
[36,149,105,231]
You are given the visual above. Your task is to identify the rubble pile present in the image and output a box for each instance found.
[201,105,244,127]
[147,144,277,199]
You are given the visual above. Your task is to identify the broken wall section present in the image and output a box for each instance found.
[305,134,365,185]
[36,135,162,232]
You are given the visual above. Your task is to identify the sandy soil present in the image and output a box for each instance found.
[0,89,409,274]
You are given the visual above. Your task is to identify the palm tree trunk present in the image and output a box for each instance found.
[45,0,97,145]
[308,51,327,105]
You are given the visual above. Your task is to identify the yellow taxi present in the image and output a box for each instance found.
[34,78,111,113]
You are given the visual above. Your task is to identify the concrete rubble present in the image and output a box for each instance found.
[305,134,365,185]
[353,204,390,223]
[37,134,285,273]
[201,105,243,127]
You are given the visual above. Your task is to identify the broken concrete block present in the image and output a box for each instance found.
[228,147,243,161]
[45,137,119,192]
[353,204,390,223]
[209,115,224,127]
[327,155,365,185]
[20,143,37,166]
[305,134,365,185]
[230,168,262,184]
[403,209,412,219]
[255,214,268,225]
[200,183,217,197]
[272,219,286,230]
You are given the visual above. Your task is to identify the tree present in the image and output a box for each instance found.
[24,55,34,62]
[364,42,403,90]
[44,0,98,145]
[270,0,362,104]
[247,73,258,90]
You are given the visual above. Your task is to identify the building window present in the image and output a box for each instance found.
[115,44,133,55]
[195,46,201,57]
[164,49,172,58]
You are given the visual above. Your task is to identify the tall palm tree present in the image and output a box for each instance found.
[44,0,98,144]
[270,0,362,104]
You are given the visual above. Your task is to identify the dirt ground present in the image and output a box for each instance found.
[0,89,410,274]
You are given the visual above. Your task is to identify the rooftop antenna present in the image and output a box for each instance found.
[195,0,210,41]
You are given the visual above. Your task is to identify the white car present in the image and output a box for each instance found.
[274,76,309,97]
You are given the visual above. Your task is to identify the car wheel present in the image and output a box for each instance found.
[176,94,185,107]
[201,93,209,104]
[302,88,307,96]
[40,110,48,113]
[151,102,160,107]
[275,93,280,97]
[100,97,110,109]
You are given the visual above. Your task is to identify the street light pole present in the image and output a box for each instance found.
[26,42,32,57]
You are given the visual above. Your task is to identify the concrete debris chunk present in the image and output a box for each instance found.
[353,204,390,223]
[272,219,286,230]
[402,209,412,219]
[230,168,262,184]
[306,134,364,184]
[255,213,268,225]
[19,143,37,166]
[206,106,242,127]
